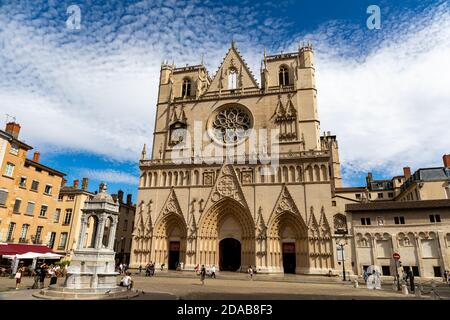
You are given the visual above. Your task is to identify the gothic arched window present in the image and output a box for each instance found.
[279,66,289,86]
[182,78,191,97]
[228,68,237,90]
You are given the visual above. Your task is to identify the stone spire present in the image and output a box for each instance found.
[141,143,147,160]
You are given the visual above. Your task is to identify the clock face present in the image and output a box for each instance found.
[170,128,186,146]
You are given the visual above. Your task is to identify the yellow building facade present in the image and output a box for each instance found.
[0,123,65,249]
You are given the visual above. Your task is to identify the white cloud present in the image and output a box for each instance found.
[78,168,137,185]
[0,1,449,185]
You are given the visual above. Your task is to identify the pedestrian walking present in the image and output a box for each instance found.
[15,264,25,290]
[444,270,449,284]
[211,265,216,279]
[150,262,155,276]
[200,265,206,285]
[138,265,142,274]
[248,265,254,280]
[406,269,415,293]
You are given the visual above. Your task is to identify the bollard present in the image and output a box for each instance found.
[415,285,421,298]
[353,279,359,288]
[402,284,408,295]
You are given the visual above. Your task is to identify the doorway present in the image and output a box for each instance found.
[168,241,180,270]
[282,243,296,274]
[219,238,241,271]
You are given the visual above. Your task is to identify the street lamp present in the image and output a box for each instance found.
[335,233,348,281]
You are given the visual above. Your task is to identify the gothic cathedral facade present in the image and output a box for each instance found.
[130,42,349,274]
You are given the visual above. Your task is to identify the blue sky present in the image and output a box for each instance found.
[1,0,449,201]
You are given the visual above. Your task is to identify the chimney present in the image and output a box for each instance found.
[443,154,450,168]
[61,179,67,188]
[126,194,132,205]
[118,190,124,203]
[5,122,21,139]
[32,151,40,162]
[82,177,88,190]
[73,179,79,189]
[365,172,373,186]
[403,167,411,178]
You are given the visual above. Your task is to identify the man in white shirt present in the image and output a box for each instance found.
[121,273,132,290]
[211,265,216,279]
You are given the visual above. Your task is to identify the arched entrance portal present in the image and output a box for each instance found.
[267,211,308,274]
[168,241,180,270]
[153,213,187,270]
[219,238,241,271]
[197,199,255,271]
[282,243,296,274]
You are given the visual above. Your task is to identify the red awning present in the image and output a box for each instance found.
[0,243,55,256]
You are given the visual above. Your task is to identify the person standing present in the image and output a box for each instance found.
[49,266,58,286]
[444,270,449,284]
[138,265,142,274]
[211,265,216,279]
[200,265,206,285]
[39,263,47,289]
[248,265,254,280]
[363,269,368,283]
[150,262,155,276]
[406,269,415,293]
[15,264,25,290]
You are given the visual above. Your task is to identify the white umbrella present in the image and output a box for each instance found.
[38,253,64,259]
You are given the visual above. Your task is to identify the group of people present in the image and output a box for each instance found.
[142,262,156,276]
[14,262,61,290]
[118,263,129,275]
[194,264,216,280]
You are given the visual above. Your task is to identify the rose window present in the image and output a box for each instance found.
[212,107,251,143]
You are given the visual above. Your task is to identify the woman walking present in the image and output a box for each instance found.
[200,265,206,285]
[15,264,25,290]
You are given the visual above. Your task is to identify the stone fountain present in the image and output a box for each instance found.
[34,183,137,299]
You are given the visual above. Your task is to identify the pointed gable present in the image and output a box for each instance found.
[202,163,249,216]
[159,188,185,221]
[206,42,259,93]
[132,201,146,237]
[267,185,305,226]
[308,206,320,237]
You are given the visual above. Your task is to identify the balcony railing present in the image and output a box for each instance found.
[141,150,330,166]
[19,238,29,244]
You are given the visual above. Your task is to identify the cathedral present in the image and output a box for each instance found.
[130,41,350,274]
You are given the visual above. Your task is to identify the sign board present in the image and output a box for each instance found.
[337,246,345,262]
[393,252,400,259]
